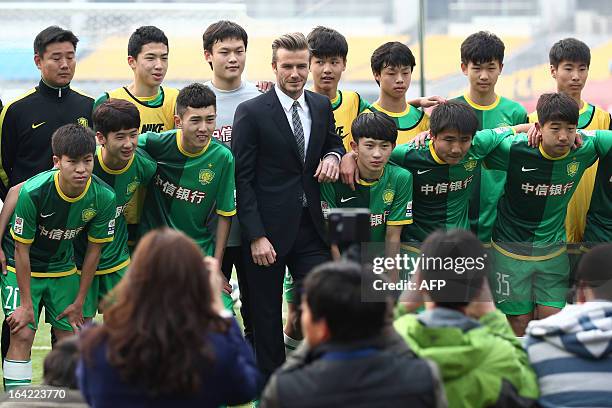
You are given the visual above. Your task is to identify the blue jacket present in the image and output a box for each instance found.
[525,301,612,408]
[77,318,262,408]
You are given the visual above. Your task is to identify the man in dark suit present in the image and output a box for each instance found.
[232,32,345,378]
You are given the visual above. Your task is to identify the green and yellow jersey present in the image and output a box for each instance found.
[95,85,179,245]
[137,130,236,255]
[485,132,612,259]
[453,94,528,243]
[93,86,178,134]
[390,127,515,247]
[529,101,611,243]
[329,90,370,151]
[320,163,413,242]
[364,102,429,145]
[73,147,157,274]
[1,170,116,277]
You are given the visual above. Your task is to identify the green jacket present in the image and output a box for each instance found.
[394,308,538,408]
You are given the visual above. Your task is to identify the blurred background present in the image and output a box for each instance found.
[1,0,612,112]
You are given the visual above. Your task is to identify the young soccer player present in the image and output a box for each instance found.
[363,42,429,145]
[202,20,262,344]
[307,26,370,151]
[76,100,157,318]
[137,83,236,309]
[529,38,611,248]
[93,26,179,248]
[486,93,612,335]
[454,31,528,243]
[1,124,116,389]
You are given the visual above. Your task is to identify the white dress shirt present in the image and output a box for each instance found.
[275,85,312,153]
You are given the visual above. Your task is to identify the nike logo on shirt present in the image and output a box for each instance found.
[521,167,538,172]
[340,197,357,203]
[31,122,46,129]
[40,212,55,218]
[417,169,432,175]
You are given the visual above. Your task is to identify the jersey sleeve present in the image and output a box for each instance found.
[389,143,410,167]
[513,104,529,125]
[92,93,109,115]
[471,127,516,159]
[356,93,370,114]
[593,130,612,158]
[136,148,158,186]
[0,104,18,195]
[387,169,413,226]
[10,188,37,244]
[419,112,430,132]
[483,136,514,171]
[319,182,337,220]
[87,190,116,243]
[216,152,237,217]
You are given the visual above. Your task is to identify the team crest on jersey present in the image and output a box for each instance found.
[199,169,215,185]
[126,178,140,194]
[382,189,395,205]
[567,161,580,177]
[14,216,24,235]
[463,159,477,172]
[405,201,413,218]
[77,117,89,127]
[82,208,97,222]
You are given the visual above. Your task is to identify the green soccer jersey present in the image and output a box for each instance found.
[138,130,236,255]
[390,127,515,244]
[320,163,413,242]
[74,147,157,274]
[581,130,612,243]
[485,132,612,257]
[453,94,528,243]
[2,170,116,277]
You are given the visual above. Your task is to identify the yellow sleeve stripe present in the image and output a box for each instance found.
[387,220,413,226]
[216,209,237,217]
[10,229,34,244]
[88,235,114,243]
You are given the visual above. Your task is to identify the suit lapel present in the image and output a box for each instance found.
[267,88,303,166]
[304,90,321,167]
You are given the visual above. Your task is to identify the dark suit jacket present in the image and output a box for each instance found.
[232,87,345,256]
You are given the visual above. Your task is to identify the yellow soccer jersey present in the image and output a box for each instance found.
[529,101,612,243]
[329,90,370,151]
[106,86,178,133]
[364,102,430,145]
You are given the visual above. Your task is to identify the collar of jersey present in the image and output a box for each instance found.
[97,146,134,175]
[330,90,342,110]
[578,100,590,115]
[177,129,211,157]
[463,93,500,111]
[429,142,446,164]
[54,171,91,202]
[538,144,570,161]
[357,168,384,186]
[371,102,410,118]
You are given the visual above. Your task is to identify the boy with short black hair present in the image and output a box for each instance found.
[364,42,429,145]
[1,124,116,389]
[307,26,370,151]
[76,100,156,317]
[137,83,236,309]
[529,38,611,247]
[485,92,612,335]
[454,31,528,243]
[202,20,263,344]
